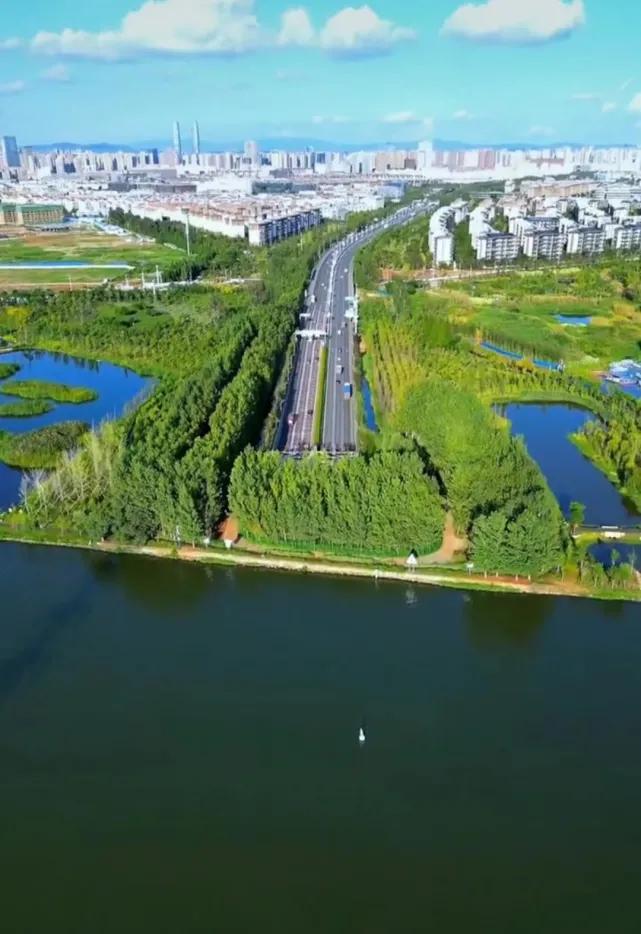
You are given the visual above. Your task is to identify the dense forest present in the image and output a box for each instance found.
[230,448,444,555]
[360,295,575,575]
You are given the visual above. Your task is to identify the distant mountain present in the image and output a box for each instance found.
[27,136,640,154]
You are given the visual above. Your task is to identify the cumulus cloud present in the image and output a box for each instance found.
[0,80,26,94]
[629,93,641,113]
[442,0,585,44]
[32,0,263,59]
[41,64,71,82]
[319,6,416,56]
[31,0,415,61]
[278,8,314,47]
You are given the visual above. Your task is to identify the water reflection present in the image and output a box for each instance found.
[462,591,547,652]
[85,551,215,616]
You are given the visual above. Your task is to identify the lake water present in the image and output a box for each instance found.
[0,350,149,510]
[499,403,640,527]
[2,543,641,933]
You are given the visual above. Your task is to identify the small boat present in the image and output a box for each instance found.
[358,727,366,744]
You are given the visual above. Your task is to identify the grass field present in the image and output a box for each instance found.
[0,227,182,289]
[428,265,641,375]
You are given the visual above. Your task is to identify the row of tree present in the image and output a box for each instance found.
[230,448,445,555]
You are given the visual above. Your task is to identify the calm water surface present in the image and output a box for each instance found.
[501,403,640,527]
[0,350,149,510]
[1,543,641,933]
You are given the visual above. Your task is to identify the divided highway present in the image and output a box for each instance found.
[279,198,434,456]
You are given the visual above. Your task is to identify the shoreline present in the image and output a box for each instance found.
[1,530,639,603]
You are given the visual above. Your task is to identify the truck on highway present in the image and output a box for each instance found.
[343,382,352,400]
[336,363,343,375]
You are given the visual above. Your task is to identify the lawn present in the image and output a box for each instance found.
[0,227,182,289]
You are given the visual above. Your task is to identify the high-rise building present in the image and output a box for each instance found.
[192,121,201,159]
[173,121,182,163]
[244,140,260,166]
[1,136,20,169]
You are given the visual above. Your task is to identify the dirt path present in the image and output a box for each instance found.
[419,513,468,566]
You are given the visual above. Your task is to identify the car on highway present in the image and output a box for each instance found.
[287,413,297,428]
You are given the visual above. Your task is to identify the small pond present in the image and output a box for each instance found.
[589,541,641,568]
[0,350,150,511]
[498,403,641,529]
[556,315,592,326]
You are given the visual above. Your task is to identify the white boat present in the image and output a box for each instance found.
[358,728,366,744]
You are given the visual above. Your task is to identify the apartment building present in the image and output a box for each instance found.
[247,209,322,246]
[429,202,469,266]
[522,227,565,261]
[613,224,641,251]
[0,202,65,225]
[565,224,606,255]
[476,231,519,262]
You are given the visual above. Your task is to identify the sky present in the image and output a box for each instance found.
[1,0,641,148]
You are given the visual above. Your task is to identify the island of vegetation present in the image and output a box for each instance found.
[0,185,640,602]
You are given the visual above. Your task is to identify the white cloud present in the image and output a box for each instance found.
[0,80,26,94]
[320,5,416,56]
[0,38,22,50]
[601,101,617,113]
[571,92,600,101]
[312,114,350,125]
[528,124,555,137]
[382,111,418,125]
[31,1,415,61]
[629,93,641,113]
[41,64,71,82]
[278,8,314,47]
[32,0,263,60]
[380,112,433,131]
[452,108,473,119]
[620,78,633,92]
[442,0,585,44]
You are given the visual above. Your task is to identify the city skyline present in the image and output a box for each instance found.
[1,1,641,146]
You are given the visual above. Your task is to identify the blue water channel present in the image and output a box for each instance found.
[0,261,133,270]
[0,350,149,511]
[481,341,562,372]
[361,376,379,432]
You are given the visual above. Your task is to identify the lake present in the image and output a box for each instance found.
[499,403,640,527]
[2,543,641,933]
[0,350,149,510]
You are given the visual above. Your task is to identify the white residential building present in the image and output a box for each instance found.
[565,224,606,255]
[613,224,641,251]
[429,201,469,266]
[476,231,519,262]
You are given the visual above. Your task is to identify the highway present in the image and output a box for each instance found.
[279,198,434,456]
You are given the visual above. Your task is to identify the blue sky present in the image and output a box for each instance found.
[1,0,640,147]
